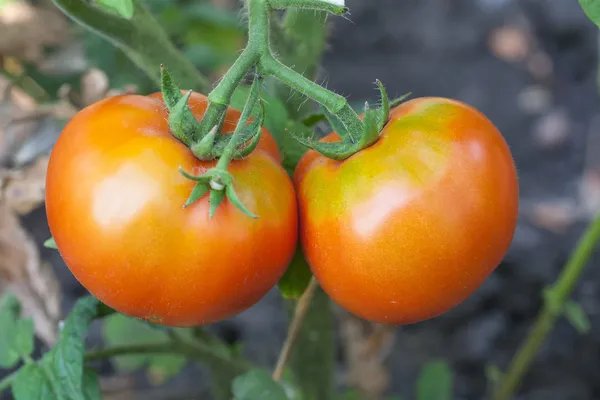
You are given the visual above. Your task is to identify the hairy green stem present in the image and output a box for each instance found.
[51,0,208,91]
[268,0,347,14]
[493,214,600,400]
[195,0,362,146]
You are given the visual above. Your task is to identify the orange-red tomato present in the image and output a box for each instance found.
[294,97,519,325]
[46,94,297,326]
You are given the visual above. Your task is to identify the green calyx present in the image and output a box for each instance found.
[293,80,394,160]
[177,75,264,218]
[161,67,260,161]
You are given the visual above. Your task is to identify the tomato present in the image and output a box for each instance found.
[294,97,518,325]
[148,91,282,161]
[46,94,297,326]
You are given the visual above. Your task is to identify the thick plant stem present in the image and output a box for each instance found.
[493,214,600,400]
[273,277,320,381]
[51,0,209,91]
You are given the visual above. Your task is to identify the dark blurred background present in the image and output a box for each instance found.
[1,0,600,399]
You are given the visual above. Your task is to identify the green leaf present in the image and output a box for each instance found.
[231,85,289,144]
[12,363,56,400]
[287,288,334,399]
[416,361,452,400]
[564,300,591,334]
[82,368,101,400]
[281,120,312,175]
[278,247,313,299]
[232,370,288,400]
[44,237,58,250]
[94,0,134,19]
[103,313,165,371]
[16,319,35,359]
[336,390,365,400]
[103,314,188,383]
[147,354,188,385]
[0,294,22,368]
[52,296,100,400]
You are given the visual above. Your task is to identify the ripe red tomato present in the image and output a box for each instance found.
[46,94,297,326]
[294,97,519,325]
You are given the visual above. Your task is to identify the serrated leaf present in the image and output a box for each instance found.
[12,363,56,400]
[278,247,313,299]
[564,300,591,334]
[44,237,58,249]
[16,319,35,359]
[416,361,452,400]
[82,368,101,400]
[94,0,134,19]
[52,296,99,400]
[232,370,288,400]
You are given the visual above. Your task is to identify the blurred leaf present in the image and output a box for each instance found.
[564,300,591,334]
[95,0,135,19]
[103,314,188,383]
[287,288,334,399]
[82,368,101,400]
[271,10,329,118]
[580,0,600,28]
[231,85,289,140]
[281,120,311,175]
[15,319,35,359]
[232,370,288,400]
[416,361,452,400]
[12,363,56,400]
[44,238,58,250]
[0,294,22,368]
[147,354,187,385]
[83,32,155,92]
[485,364,503,393]
[103,313,167,371]
[158,3,244,72]
[278,247,313,299]
[52,296,99,400]
[336,390,365,400]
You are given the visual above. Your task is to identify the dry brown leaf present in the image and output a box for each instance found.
[340,311,396,400]
[1,155,48,214]
[0,1,69,63]
[0,202,61,345]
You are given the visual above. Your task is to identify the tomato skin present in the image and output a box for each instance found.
[148,91,282,162]
[294,97,519,325]
[46,94,297,327]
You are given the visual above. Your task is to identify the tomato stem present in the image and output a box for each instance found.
[272,276,320,381]
[493,213,600,400]
[185,0,388,161]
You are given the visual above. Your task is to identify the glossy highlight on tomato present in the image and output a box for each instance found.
[46,93,298,326]
[294,97,519,325]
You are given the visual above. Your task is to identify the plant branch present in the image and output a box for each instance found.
[273,276,320,381]
[493,213,600,400]
[51,0,209,91]
[267,0,347,14]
